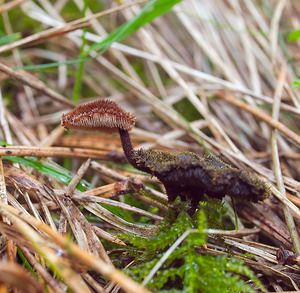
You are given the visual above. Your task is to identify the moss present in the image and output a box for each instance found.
[174,98,202,122]
[0,8,39,35]
[133,150,205,174]
[121,206,264,292]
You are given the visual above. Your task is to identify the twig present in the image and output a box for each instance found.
[0,62,73,107]
[21,246,65,293]
[206,228,260,237]
[216,92,300,147]
[93,226,126,246]
[270,0,287,62]
[0,203,150,293]
[73,193,163,221]
[65,159,91,196]
[143,229,196,286]
[270,65,300,254]
[0,145,110,158]
[0,1,146,54]
[0,0,25,13]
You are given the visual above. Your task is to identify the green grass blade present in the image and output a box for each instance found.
[0,32,21,46]
[4,156,89,191]
[292,78,300,89]
[13,0,182,74]
[72,51,86,104]
[17,249,35,274]
[288,29,300,42]
[88,0,182,54]
[13,58,87,72]
[72,0,89,103]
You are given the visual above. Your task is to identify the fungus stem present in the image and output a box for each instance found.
[118,129,138,169]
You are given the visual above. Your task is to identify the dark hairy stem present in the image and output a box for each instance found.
[118,129,139,169]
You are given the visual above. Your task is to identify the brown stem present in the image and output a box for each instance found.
[118,129,139,169]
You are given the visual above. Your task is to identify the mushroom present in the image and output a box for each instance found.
[62,99,270,213]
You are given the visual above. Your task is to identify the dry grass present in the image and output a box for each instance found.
[0,0,299,292]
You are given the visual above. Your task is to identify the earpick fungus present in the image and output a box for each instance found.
[62,99,270,213]
[61,99,136,131]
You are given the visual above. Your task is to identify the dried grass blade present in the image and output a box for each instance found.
[271,65,300,254]
[0,203,150,293]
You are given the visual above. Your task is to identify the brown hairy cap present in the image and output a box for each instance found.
[61,99,136,131]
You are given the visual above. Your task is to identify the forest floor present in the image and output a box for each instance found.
[0,0,299,292]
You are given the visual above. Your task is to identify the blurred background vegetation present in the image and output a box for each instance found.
[0,0,299,292]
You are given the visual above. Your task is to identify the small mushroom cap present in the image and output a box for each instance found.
[61,99,136,131]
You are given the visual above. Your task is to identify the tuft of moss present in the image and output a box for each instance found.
[120,202,264,292]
